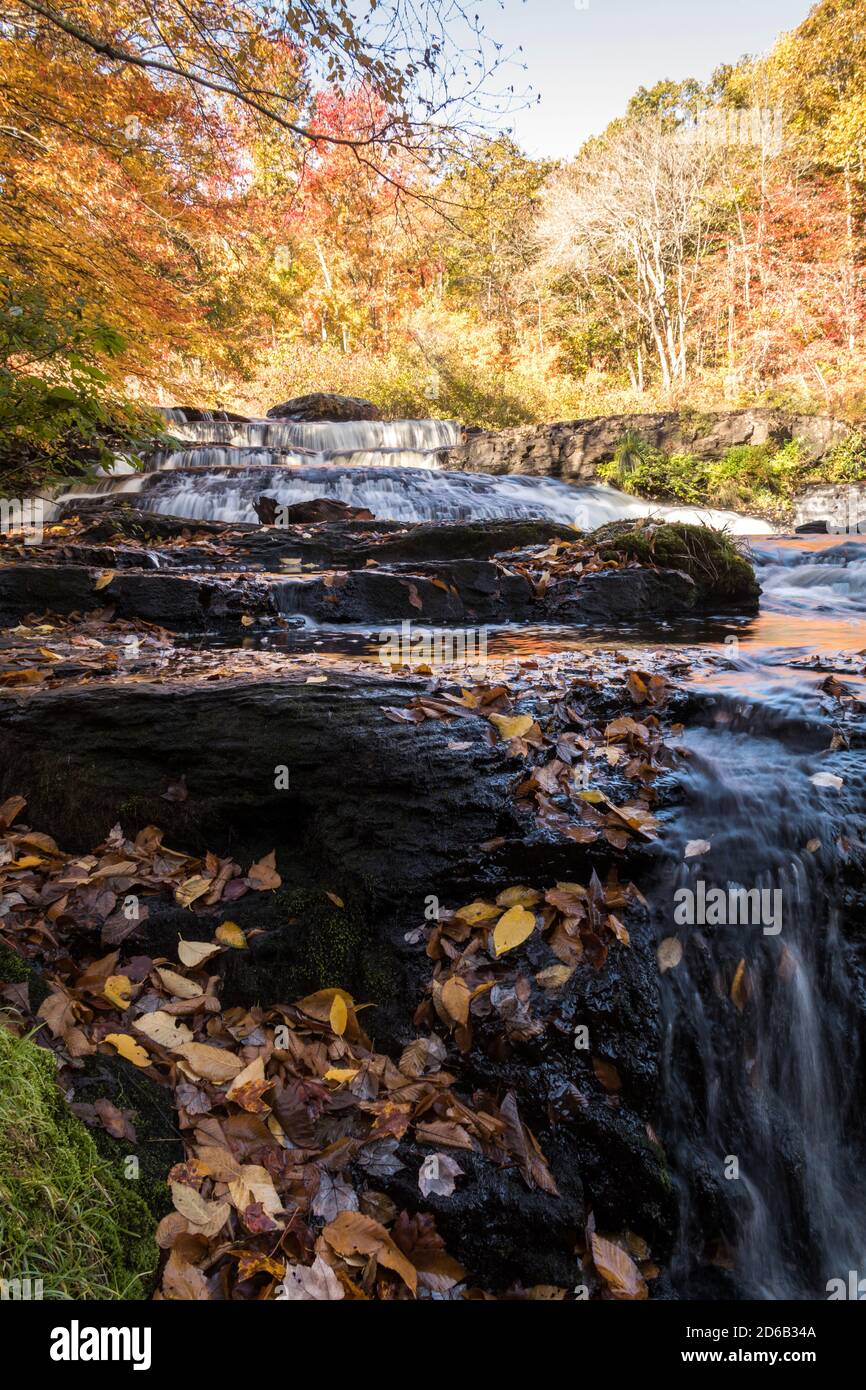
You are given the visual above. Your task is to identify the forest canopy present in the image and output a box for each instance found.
[1,0,865,457]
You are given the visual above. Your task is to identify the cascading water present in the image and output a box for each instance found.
[655,536,866,1299]
[157,408,463,451]
[54,409,773,534]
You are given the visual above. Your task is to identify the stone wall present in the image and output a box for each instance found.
[442,409,849,480]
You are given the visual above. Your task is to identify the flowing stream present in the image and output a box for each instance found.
[57,410,866,1296]
[53,412,773,534]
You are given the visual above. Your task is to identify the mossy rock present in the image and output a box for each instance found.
[0,1025,158,1299]
[0,941,31,984]
[219,887,400,1021]
[595,521,759,603]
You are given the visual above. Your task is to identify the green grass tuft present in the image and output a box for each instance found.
[0,1023,157,1299]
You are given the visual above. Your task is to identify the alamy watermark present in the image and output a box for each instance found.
[378,619,489,672]
[1,1276,43,1299]
[0,497,43,544]
[674,881,782,936]
[679,107,784,154]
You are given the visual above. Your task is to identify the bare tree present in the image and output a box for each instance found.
[536,119,717,388]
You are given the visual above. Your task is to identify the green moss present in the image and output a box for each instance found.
[596,521,758,601]
[0,1024,157,1299]
[0,941,31,983]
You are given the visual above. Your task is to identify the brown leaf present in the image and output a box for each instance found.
[320,1211,417,1295]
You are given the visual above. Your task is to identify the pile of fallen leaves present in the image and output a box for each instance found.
[495,537,630,599]
[0,794,659,1300]
[416,871,647,1064]
[384,660,685,852]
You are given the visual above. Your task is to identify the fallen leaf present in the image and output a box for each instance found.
[248,850,281,891]
[657,937,683,973]
[329,993,348,1036]
[215,920,247,950]
[178,1042,244,1083]
[103,974,134,1010]
[418,1152,463,1198]
[810,771,843,791]
[104,1033,151,1068]
[134,1010,194,1050]
[492,904,536,957]
[591,1233,647,1300]
[440,975,471,1026]
[278,1255,344,1301]
[320,1211,417,1295]
[177,939,222,968]
[731,958,749,1012]
[489,713,534,741]
[684,839,711,859]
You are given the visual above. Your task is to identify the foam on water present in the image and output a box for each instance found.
[59,462,773,533]
[158,409,462,452]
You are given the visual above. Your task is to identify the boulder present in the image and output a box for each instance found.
[266,392,382,422]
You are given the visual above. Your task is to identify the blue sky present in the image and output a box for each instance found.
[488,0,815,158]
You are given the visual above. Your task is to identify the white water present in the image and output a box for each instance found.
[751,541,866,613]
[59,405,774,534]
[158,409,462,452]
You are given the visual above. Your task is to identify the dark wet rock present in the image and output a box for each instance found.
[0,672,515,898]
[267,393,382,422]
[0,564,278,629]
[255,494,375,524]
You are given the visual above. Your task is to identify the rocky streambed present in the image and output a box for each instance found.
[1,412,865,1303]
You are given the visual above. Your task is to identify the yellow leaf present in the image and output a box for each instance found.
[441,975,471,1025]
[103,974,133,1010]
[492,904,536,957]
[496,885,542,908]
[155,967,203,999]
[215,920,247,949]
[489,713,534,741]
[177,939,222,968]
[329,993,349,1036]
[535,964,574,990]
[323,1067,360,1084]
[105,1033,151,1068]
[299,988,355,1026]
[93,569,116,591]
[453,899,499,926]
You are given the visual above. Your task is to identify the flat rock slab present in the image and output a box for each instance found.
[0,671,514,897]
[0,564,277,629]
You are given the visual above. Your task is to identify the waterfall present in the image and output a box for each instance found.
[157,408,463,452]
[655,538,866,1298]
[55,404,774,532]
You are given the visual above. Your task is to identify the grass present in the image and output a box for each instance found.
[598,434,866,520]
[0,1021,157,1299]
[595,520,759,602]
